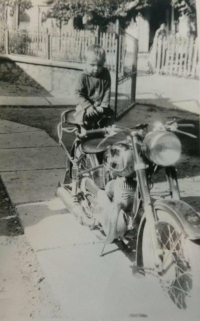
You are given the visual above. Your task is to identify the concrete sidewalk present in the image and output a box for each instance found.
[136,74,200,115]
[0,74,199,115]
[0,118,200,320]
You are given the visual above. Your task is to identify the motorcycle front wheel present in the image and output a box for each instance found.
[142,210,200,310]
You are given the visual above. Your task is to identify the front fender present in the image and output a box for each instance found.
[154,199,200,240]
[136,199,200,269]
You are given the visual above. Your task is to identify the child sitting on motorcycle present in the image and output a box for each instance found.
[74,44,113,129]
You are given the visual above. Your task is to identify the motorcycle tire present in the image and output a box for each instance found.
[142,209,200,311]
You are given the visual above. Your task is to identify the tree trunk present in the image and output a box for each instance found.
[195,0,200,103]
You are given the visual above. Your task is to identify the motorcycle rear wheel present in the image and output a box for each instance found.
[142,210,200,310]
[79,152,108,190]
[79,153,99,170]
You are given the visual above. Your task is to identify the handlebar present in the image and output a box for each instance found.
[80,128,107,137]
[152,119,196,139]
[164,121,196,138]
[78,126,124,138]
[76,119,196,140]
[175,124,194,128]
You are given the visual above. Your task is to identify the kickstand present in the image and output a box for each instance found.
[100,244,106,257]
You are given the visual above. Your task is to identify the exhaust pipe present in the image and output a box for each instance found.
[56,186,93,226]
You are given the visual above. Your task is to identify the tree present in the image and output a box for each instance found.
[45,0,197,31]
[46,0,84,27]
[45,0,151,30]
[194,0,200,96]
[172,0,196,23]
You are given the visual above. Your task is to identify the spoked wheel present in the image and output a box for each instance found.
[78,151,108,190]
[74,145,100,183]
[142,210,200,310]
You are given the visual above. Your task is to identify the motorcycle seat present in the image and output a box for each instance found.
[64,108,114,127]
[64,109,77,125]
[81,134,126,154]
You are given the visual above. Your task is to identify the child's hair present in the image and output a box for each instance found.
[85,45,106,64]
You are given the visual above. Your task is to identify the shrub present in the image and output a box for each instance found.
[9,30,31,55]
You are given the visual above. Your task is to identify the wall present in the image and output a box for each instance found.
[19,5,52,32]
[0,56,84,98]
[126,14,150,53]
[18,4,75,34]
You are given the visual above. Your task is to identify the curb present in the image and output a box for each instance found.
[0,96,77,107]
[0,104,76,108]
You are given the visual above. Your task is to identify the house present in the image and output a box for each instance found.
[126,0,196,53]
[2,0,196,52]
[3,0,73,34]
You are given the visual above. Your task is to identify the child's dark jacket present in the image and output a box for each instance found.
[75,67,111,110]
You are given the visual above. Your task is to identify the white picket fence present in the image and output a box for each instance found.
[0,18,6,54]
[50,30,120,72]
[1,25,139,76]
[51,29,96,62]
[150,35,199,78]
[4,28,122,71]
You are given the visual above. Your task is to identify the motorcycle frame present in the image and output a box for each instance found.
[130,132,162,269]
[58,117,163,267]
[58,114,200,283]
[165,166,180,200]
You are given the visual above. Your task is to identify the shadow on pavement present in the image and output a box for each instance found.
[0,57,52,97]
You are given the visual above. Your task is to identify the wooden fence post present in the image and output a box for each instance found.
[156,38,162,74]
[5,29,9,54]
[46,30,51,60]
[191,38,198,78]
[150,37,157,72]
[131,37,138,103]
[95,26,100,45]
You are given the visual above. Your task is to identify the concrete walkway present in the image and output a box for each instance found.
[0,118,200,320]
[136,74,200,115]
[0,74,199,115]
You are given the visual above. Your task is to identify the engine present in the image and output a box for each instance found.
[103,142,136,213]
[105,177,136,213]
[81,142,137,223]
[104,142,135,178]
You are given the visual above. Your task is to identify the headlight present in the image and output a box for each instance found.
[143,131,181,166]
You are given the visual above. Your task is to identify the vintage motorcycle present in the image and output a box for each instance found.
[57,109,200,310]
